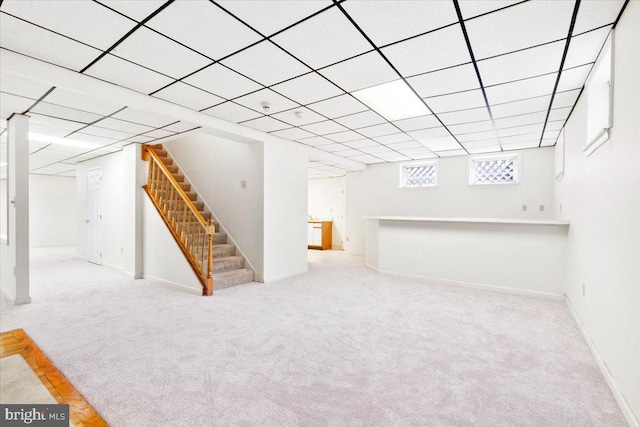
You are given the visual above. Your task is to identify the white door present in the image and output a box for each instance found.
[87,168,102,265]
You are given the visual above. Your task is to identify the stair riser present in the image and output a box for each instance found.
[212,245,235,258]
[212,257,244,273]
[215,270,254,290]
[213,233,227,244]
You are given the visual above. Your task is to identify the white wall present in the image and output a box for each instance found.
[76,151,124,269]
[555,2,640,423]
[29,174,77,247]
[263,139,308,282]
[165,133,264,276]
[345,148,555,254]
[308,177,345,249]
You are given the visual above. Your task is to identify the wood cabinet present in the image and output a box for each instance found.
[308,221,332,250]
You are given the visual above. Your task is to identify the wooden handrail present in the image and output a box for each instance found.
[142,145,214,296]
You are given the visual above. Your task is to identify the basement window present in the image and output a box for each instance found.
[400,161,438,188]
[469,153,519,185]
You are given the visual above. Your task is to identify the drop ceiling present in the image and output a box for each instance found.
[0,0,628,180]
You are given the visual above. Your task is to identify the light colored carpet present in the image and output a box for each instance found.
[0,246,626,427]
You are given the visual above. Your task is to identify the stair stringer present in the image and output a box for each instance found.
[163,146,262,283]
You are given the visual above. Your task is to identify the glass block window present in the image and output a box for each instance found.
[400,161,438,188]
[469,154,519,185]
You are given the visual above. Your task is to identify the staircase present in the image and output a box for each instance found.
[142,144,254,295]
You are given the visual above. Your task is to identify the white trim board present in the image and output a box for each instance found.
[143,274,201,296]
[565,296,639,427]
[366,263,564,301]
[263,267,308,283]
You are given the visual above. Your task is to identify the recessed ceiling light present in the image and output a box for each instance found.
[29,133,103,150]
[352,79,430,121]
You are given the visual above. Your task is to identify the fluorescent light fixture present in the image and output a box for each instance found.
[352,80,430,121]
[29,133,102,150]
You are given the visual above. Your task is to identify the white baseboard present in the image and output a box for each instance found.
[367,264,564,300]
[263,267,308,283]
[565,296,639,427]
[14,295,31,305]
[30,242,77,248]
[343,250,364,256]
[102,262,124,271]
[142,274,201,296]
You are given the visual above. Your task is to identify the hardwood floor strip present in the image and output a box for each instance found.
[1,329,109,427]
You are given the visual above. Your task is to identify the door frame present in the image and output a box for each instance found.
[86,167,103,265]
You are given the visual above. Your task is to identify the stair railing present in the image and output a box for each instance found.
[142,145,214,296]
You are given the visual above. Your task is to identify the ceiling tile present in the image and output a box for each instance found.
[330,148,362,157]
[84,54,174,94]
[222,41,311,86]
[564,26,612,70]
[317,143,350,153]
[270,127,315,140]
[485,73,557,105]
[392,115,441,132]
[297,136,335,147]
[500,132,540,144]
[425,89,486,113]
[465,1,575,59]
[548,107,572,122]
[161,121,200,133]
[539,139,557,147]
[2,0,136,50]
[551,89,581,109]
[457,131,499,143]
[359,144,394,155]
[343,0,458,47]
[545,120,565,131]
[343,139,379,149]
[477,41,565,86]
[494,112,547,129]
[419,136,461,152]
[491,95,551,119]
[96,118,154,135]
[397,147,437,157]
[458,1,521,20]
[543,129,561,140]
[438,107,491,125]
[572,0,625,35]
[435,149,467,157]
[146,0,262,60]
[80,125,134,141]
[271,73,343,105]
[111,27,210,79]
[0,14,101,72]
[345,154,386,164]
[141,129,177,139]
[240,116,291,132]
[111,108,176,128]
[407,126,450,140]
[28,123,74,138]
[557,64,593,92]
[502,140,540,150]
[234,89,300,115]
[449,120,495,134]
[324,131,366,143]
[463,139,502,148]
[334,110,386,129]
[357,123,399,138]
[44,87,123,116]
[407,64,479,98]
[374,133,413,145]
[307,95,368,119]
[98,0,167,22]
[216,0,329,37]
[497,123,544,138]
[382,24,471,77]
[30,102,103,124]
[183,64,262,100]
[301,120,348,135]
[318,51,398,92]
[201,102,262,123]
[377,153,411,162]
[385,140,423,150]
[272,7,373,69]
[0,72,52,100]
[153,82,224,111]
[271,107,326,126]
[0,93,35,119]
[27,114,88,133]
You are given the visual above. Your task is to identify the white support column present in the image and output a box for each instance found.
[122,143,145,279]
[7,114,30,304]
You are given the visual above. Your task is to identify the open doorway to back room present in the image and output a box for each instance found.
[307,176,345,256]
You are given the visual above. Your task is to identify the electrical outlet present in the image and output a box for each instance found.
[522,205,527,212]
[539,204,545,212]
[582,283,586,296]
[240,180,246,189]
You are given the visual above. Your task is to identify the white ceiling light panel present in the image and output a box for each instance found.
[352,80,430,121]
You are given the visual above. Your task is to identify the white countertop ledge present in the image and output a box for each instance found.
[363,216,570,226]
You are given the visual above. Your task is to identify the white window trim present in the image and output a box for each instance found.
[399,160,439,189]
[468,152,520,186]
